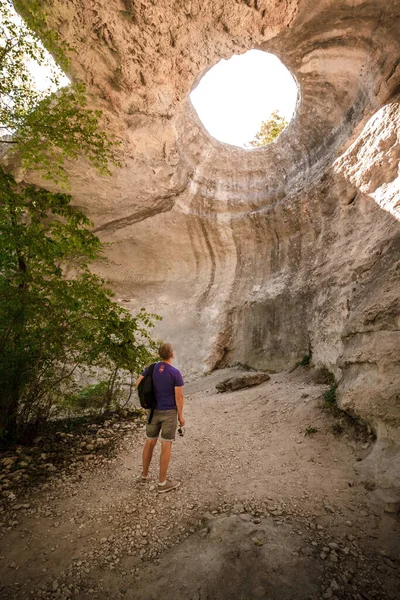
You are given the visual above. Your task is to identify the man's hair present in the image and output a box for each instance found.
[159,342,174,360]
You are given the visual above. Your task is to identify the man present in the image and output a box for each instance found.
[136,342,185,493]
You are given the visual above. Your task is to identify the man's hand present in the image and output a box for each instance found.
[175,386,184,427]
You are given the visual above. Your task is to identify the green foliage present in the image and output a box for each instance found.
[63,382,112,413]
[0,170,160,441]
[299,353,311,367]
[247,110,288,148]
[0,3,158,443]
[304,425,318,436]
[0,0,120,186]
[324,384,338,406]
[12,0,71,72]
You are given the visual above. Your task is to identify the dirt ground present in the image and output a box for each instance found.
[0,368,399,600]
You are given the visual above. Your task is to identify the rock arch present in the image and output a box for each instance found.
[16,0,400,491]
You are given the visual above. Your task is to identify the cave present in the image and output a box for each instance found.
[13,0,400,493]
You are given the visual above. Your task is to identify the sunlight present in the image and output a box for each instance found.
[190,50,298,148]
[2,3,69,95]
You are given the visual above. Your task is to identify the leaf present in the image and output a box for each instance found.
[247,110,288,148]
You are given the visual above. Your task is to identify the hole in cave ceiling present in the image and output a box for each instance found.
[190,50,298,149]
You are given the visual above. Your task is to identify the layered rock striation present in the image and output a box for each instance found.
[15,0,400,491]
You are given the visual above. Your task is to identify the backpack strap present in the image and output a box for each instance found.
[147,363,157,424]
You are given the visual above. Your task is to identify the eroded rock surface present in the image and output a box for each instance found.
[13,0,400,491]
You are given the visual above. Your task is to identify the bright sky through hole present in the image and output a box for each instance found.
[190,50,298,148]
[7,5,69,94]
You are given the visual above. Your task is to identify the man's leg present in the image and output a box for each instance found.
[157,411,180,492]
[142,438,158,478]
[159,441,172,483]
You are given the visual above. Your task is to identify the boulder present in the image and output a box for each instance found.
[216,373,270,393]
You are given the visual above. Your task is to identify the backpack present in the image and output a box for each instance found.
[138,363,157,421]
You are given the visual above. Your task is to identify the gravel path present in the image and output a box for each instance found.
[0,368,399,599]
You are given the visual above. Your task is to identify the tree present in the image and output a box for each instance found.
[0,0,120,186]
[247,110,288,148]
[0,169,159,441]
[0,3,158,442]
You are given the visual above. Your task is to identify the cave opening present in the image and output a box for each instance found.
[189,49,298,149]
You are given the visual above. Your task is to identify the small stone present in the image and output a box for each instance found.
[324,504,335,514]
[329,552,339,563]
[384,501,400,514]
[320,552,327,560]
[328,542,340,550]
[330,579,339,591]
[2,457,17,467]
[44,463,57,472]
[240,513,251,522]
[199,528,208,538]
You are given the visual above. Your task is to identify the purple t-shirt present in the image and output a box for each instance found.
[142,362,184,410]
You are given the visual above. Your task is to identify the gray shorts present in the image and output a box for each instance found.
[146,409,178,442]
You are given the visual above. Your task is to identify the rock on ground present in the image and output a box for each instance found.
[216,372,270,392]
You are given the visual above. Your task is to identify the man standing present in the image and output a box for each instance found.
[136,343,185,493]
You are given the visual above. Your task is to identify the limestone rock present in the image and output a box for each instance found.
[11,0,400,492]
[216,372,270,393]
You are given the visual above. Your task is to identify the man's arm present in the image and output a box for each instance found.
[135,375,144,388]
[175,386,185,426]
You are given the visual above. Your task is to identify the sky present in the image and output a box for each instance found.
[5,5,70,94]
[190,50,298,148]
[27,58,69,93]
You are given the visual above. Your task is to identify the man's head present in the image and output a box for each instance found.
[159,342,174,361]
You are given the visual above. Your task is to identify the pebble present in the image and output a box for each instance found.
[330,579,339,591]
[329,553,339,563]
[328,542,340,550]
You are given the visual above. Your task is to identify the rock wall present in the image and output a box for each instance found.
[16,0,400,491]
